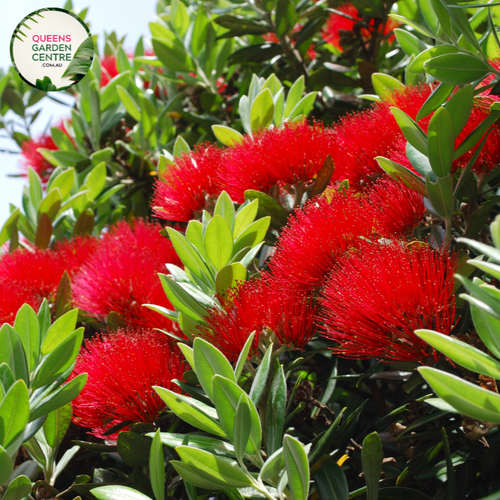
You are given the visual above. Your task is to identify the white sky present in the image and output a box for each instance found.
[0,0,157,225]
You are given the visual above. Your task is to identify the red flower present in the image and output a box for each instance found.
[365,177,425,237]
[268,190,374,293]
[322,2,399,51]
[263,25,316,59]
[20,135,58,183]
[320,241,457,362]
[100,55,119,87]
[70,328,185,439]
[221,121,338,203]
[198,275,316,362]
[72,219,181,330]
[152,144,224,222]
[0,236,98,325]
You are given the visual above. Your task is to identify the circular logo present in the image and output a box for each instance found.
[10,8,94,91]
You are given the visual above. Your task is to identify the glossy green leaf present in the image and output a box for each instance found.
[233,217,271,255]
[0,208,20,247]
[38,187,62,222]
[233,396,252,464]
[0,445,14,487]
[375,156,427,196]
[288,92,317,119]
[424,53,490,85]
[193,337,235,401]
[315,458,349,500]
[0,363,15,395]
[154,386,225,437]
[2,474,32,500]
[0,325,28,385]
[152,432,235,457]
[362,432,383,500]
[470,302,500,359]
[0,380,29,448]
[394,28,427,56]
[116,85,141,121]
[418,367,500,423]
[372,73,404,99]
[32,329,83,390]
[92,485,153,500]
[43,404,72,449]
[215,263,247,295]
[234,331,255,382]
[249,343,273,407]
[212,125,244,147]
[41,309,78,356]
[426,174,454,220]
[14,304,39,373]
[176,446,253,488]
[427,107,455,177]
[250,89,274,131]
[28,168,43,209]
[204,215,234,271]
[445,84,474,138]
[275,0,296,37]
[284,435,309,500]
[259,447,285,484]
[454,111,500,159]
[213,375,262,454]
[389,14,442,40]
[171,460,231,490]
[416,82,455,121]
[234,200,259,238]
[391,107,428,155]
[266,365,286,456]
[29,373,87,421]
[159,274,208,321]
[416,329,500,379]
[100,71,131,110]
[152,36,193,73]
[185,220,210,262]
[409,45,460,73]
[84,161,106,200]
[173,135,190,158]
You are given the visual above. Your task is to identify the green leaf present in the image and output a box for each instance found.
[394,28,427,56]
[288,92,317,119]
[215,263,247,295]
[390,14,441,40]
[28,168,43,209]
[234,200,259,238]
[2,474,32,500]
[285,76,305,117]
[29,373,87,421]
[308,408,347,466]
[154,386,225,437]
[315,458,349,500]
[375,157,427,196]
[426,174,454,220]
[275,0,296,37]
[234,332,255,382]
[283,435,309,500]
[37,187,62,222]
[212,125,244,147]
[249,344,273,407]
[100,71,131,109]
[117,431,152,469]
[415,329,500,379]
[0,208,20,247]
[83,161,106,200]
[0,380,29,449]
[176,446,253,488]
[454,111,500,159]
[167,228,214,285]
[152,36,193,73]
[444,84,474,138]
[14,304,40,373]
[418,367,500,423]
[416,82,455,121]
[116,85,141,121]
[470,302,500,359]
[152,432,235,458]
[92,486,153,500]
[35,213,52,250]
[408,45,460,73]
[406,143,434,180]
[159,275,208,321]
[173,135,190,158]
[32,329,83,390]
[171,460,230,490]
[204,215,234,271]
[193,337,235,401]
[250,89,274,131]
[233,217,271,255]
[41,309,78,355]
[391,107,428,155]
[266,365,286,456]
[212,376,262,455]
[379,487,433,500]
[214,191,235,232]
[43,404,72,449]
[62,36,94,79]
[149,429,165,500]
[259,447,285,484]
[362,432,383,500]
[0,364,15,395]
[0,445,13,487]
[233,396,252,464]
[424,53,490,85]
[427,107,455,177]
[47,168,75,200]
[0,325,28,385]
[372,73,404,99]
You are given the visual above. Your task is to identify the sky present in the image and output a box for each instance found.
[0,0,157,225]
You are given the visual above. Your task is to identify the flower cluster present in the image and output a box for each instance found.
[72,219,181,331]
[70,328,185,439]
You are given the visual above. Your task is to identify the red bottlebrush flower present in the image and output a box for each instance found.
[152,144,224,222]
[199,275,316,362]
[320,241,457,363]
[71,328,185,439]
[100,55,119,87]
[365,177,425,237]
[0,236,98,325]
[263,25,317,59]
[322,3,399,51]
[72,219,181,330]
[269,190,374,293]
[20,134,58,183]
[221,121,338,203]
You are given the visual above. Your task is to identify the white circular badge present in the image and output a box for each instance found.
[10,8,94,91]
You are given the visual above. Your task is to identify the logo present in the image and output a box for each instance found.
[10,8,94,91]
